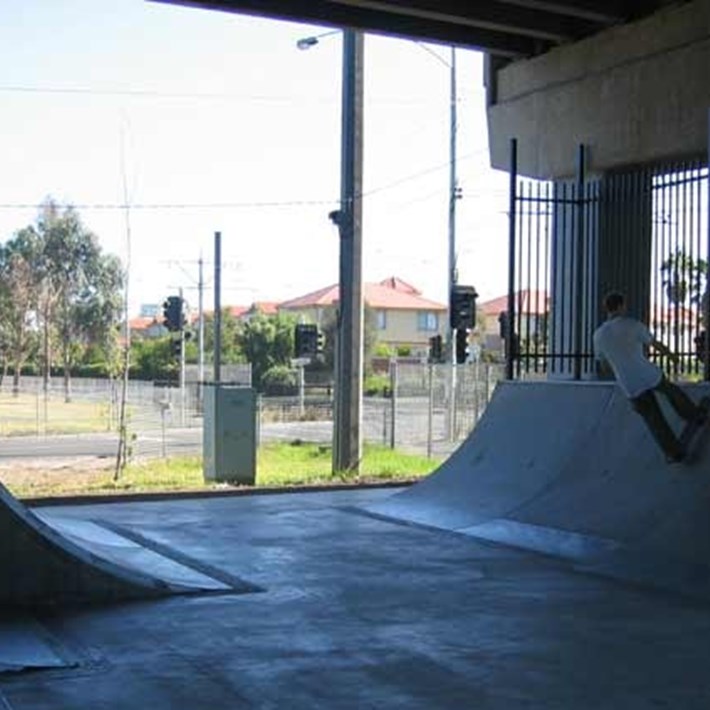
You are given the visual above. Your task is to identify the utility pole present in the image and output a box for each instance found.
[447,46,459,363]
[198,253,205,399]
[214,231,222,384]
[333,29,365,474]
[179,286,186,425]
[446,47,459,441]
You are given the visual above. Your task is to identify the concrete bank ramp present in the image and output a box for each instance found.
[369,380,710,600]
[0,483,235,607]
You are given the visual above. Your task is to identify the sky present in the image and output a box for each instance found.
[0,0,511,316]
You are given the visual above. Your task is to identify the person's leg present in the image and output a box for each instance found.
[654,376,702,422]
[631,389,685,461]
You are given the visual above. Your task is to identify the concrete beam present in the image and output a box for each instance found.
[487,0,710,178]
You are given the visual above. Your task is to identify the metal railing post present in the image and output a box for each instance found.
[506,137,518,380]
[573,144,586,380]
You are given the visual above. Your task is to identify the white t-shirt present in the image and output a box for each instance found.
[593,316,662,398]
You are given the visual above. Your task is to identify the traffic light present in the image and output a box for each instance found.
[171,338,182,359]
[498,311,510,339]
[316,330,325,355]
[162,296,184,332]
[294,324,318,358]
[450,285,478,330]
[455,328,469,364]
[429,335,443,363]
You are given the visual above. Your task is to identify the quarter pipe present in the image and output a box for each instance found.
[370,380,710,599]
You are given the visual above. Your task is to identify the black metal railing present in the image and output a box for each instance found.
[506,139,709,381]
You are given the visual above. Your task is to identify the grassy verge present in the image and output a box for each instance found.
[0,393,113,436]
[3,442,440,499]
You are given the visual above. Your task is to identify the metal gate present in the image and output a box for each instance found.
[506,139,709,381]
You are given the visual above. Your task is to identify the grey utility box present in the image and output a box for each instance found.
[203,385,256,484]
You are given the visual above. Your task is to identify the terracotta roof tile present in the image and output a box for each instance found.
[480,290,550,316]
[280,281,445,311]
[378,276,421,295]
[128,316,160,330]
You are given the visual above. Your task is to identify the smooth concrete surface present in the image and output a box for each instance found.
[0,482,249,606]
[487,0,710,178]
[1,489,709,708]
[370,380,710,600]
[0,617,76,673]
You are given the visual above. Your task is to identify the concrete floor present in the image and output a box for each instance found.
[1,487,709,709]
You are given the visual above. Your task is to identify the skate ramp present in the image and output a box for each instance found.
[369,380,710,600]
[0,482,248,607]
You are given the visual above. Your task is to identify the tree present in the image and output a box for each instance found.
[0,227,44,394]
[237,312,297,391]
[202,308,245,365]
[0,200,124,398]
[35,200,125,401]
[661,250,708,307]
[318,304,378,376]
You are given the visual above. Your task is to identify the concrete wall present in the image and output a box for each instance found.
[487,0,710,179]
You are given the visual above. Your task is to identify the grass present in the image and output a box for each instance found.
[0,393,114,436]
[3,442,440,499]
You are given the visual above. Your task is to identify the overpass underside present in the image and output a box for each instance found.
[485,0,710,381]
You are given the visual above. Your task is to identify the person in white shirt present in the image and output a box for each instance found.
[593,291,704,463]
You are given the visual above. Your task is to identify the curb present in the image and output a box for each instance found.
[22,479,417,508]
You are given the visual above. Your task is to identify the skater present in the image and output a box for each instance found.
[593,291,705,463]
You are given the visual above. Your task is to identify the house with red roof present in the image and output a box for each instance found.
[128,315,167,339]
[478,290,550,354]
[279,277,446,356]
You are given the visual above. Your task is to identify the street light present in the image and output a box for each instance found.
[296,29,340,51]
[298,29,365,474]
[418,44,460,364]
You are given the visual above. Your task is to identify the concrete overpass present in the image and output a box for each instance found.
[158,0,709,179]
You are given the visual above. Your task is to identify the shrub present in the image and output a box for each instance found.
[363,373,390,397]
[262,365,298,396]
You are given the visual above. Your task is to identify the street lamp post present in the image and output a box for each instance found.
[447,47,459,366]
[299,29,364,473]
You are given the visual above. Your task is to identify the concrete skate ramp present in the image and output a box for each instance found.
[0,482,234,607]
[370,380,710,599]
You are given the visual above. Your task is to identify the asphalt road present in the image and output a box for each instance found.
[0,415,461,464]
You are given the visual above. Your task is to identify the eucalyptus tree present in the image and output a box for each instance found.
[0,200,124,399]
[0,227,44,394]
[38,201,124,401]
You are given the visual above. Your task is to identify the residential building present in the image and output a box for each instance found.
[478,290,550,356]
[279,277,446,357]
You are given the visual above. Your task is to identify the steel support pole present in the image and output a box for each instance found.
[213,231,222,385]
[445,47,458,441]
[573,145,586,381]
[506,138,518,381]
[198,253,205,394]
[179,286,186,426]
[333,30,364,473]
[705,110,710,381]
[446,47,458,363]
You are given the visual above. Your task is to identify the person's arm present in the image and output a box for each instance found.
[650,337,680,364]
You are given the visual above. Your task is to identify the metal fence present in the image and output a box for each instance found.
[0,362,504,465]
[508,140,709,381]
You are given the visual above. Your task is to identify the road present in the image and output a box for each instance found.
[0,415,462,464]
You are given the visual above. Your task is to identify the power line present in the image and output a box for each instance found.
[0,83,478,108]
[0,150,497,213]
[0,198,339,211]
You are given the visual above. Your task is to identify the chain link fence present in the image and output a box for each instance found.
[0,362,505,465]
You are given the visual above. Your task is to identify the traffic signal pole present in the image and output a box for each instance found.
[179,287,186,426]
